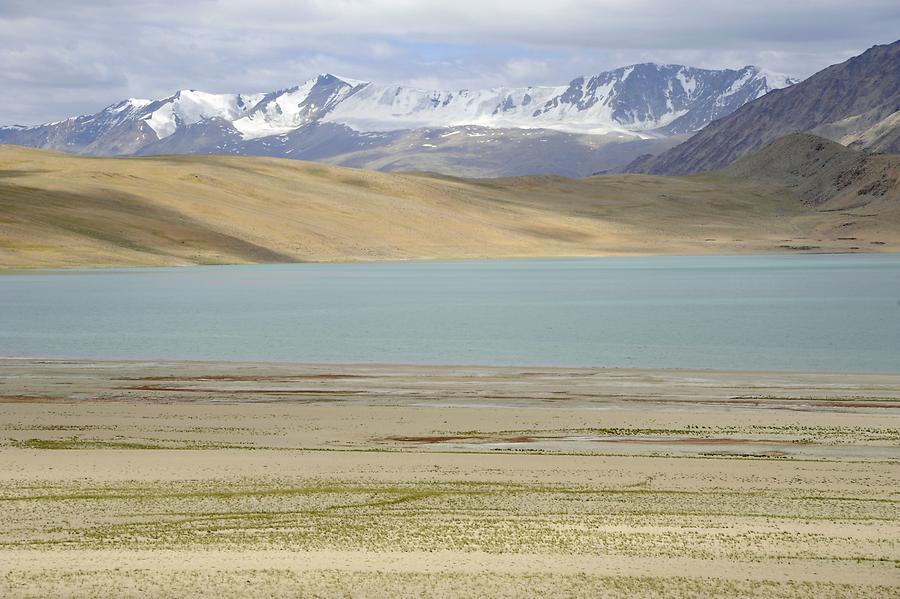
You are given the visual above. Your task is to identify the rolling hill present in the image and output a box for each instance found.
[1,144,898,268]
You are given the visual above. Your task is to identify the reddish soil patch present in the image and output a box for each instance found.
[388,435,537,444]
[388,434,785,447]
[0,395,63,403]
[124,385,362,395]
[290,374,371,380]
[120,374,369,382]
[388,435,483,443]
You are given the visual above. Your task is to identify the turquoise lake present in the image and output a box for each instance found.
[2,254,899,372]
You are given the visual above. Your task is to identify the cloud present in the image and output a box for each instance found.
[368,41,407,60]
[505,59,550,83]
[0,0,897,124]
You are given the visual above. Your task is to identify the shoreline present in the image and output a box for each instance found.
[5,356,900,378]
[1,249,897,273]
[4,357,900,408]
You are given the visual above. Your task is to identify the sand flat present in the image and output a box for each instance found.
[1,359,898,597]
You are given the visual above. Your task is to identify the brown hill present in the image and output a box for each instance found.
[722,133,900,208]
[1,144,899,268]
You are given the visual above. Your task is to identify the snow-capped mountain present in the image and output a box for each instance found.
[0,64,796,176]
[313,64,793,136]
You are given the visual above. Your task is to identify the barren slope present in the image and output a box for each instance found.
[1,144,898,268]
[631,40,900,175]
[722,133,900,207]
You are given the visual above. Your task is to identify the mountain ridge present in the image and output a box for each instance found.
[627,40,900,175]
[0,64,794,177]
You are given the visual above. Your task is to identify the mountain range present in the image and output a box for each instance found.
[0,64,794,177]
[3,41,899,269]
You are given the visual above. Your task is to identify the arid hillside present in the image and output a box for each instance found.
[722,133,900,207]
[1,144,898,268]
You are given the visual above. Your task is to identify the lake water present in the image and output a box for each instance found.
[2,254,899,372]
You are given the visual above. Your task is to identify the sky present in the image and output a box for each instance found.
[1,0,899,125]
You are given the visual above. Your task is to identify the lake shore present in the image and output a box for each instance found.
[1,358,898,597]
[0,249,890,273]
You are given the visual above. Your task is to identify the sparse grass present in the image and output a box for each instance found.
[440,424,900,445]
[2,144,897,269]
[8,437,250,450]
[3,480,898,562]
[2,569,895,599]
[1,362,898,596]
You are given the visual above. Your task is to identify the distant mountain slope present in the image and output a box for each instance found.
[0,64,793,177]
[630,40,900,175]
[324,127,687,178]
[812,107,900,154]
[722,133,900,207]
[2,145,897,269]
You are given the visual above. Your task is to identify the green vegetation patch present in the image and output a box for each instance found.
[2,479,897,563]
[8,437,249,450]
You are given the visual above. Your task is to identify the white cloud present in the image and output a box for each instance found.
[0,0,897,124]
[505,59,550,83]
[368,41,406,60]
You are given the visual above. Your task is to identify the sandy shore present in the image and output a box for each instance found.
[1,359,898,597]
